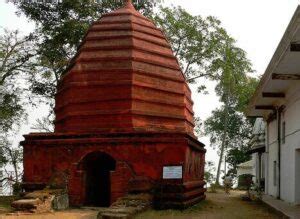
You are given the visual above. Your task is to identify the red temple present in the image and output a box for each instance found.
[21,0,206,208]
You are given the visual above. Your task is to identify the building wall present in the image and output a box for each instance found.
[266,119,278,198]
[22,134,206,206]
[251,153,266,185]
[280,94,300,204]
[266,90,300,204]
[252,154,257,183]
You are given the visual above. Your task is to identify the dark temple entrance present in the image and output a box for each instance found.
[82,152,116,207]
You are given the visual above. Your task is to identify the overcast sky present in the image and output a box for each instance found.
[0,0,299,169]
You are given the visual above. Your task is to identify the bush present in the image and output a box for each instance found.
[12,182,22,196]
[208,183,218,193]
[238,174,253,190]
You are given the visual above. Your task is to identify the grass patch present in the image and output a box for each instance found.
[0,196,15,213]
[183,200,213,213]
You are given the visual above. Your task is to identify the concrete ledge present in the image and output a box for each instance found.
[262,195,300,219]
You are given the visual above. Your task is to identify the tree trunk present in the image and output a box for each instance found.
[13,160,19,183]
[215,96,229,185]
[6,146,19,183]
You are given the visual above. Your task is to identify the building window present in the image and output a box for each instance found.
[282,121,286,144]
[273,161,277,186]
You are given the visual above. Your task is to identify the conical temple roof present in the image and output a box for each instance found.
[54,1,196,136]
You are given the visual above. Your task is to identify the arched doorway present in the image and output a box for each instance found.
[81,152,116,207]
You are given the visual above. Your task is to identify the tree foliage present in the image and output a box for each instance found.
[205,107,255,176]
[204,33,259,184]
[205,88,258,183]
[204,161,216,185]
[0,136,23,189]
[0,29,34,191]
[0,29,34,133]
[154,6,229,92]
[205,108,253,149]
[226,147,251,176]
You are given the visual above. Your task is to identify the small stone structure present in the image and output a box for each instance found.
[11,189,69,213]
[20,0,206,209]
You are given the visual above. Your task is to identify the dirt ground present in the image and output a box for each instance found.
[0,208,99,219]
[0,190,282,219]
[137,190,282,219]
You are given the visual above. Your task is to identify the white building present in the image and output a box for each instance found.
[237,160,254,178]
[248,118,266,188]
[247,6,300,205]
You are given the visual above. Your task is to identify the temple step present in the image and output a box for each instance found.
[11,199,42,211]
[98,193,152,219]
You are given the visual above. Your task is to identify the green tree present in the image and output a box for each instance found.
[0,136,23,192]
[0,29,34,133]
[204,161,216,185]
[0,29,32,188]
[205,106,254,184]
[226,147,251,176]
[204,34,258,185]
[154,6,228,92]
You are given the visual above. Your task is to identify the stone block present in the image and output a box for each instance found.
[52,194,69,210]
[11,199,42,210]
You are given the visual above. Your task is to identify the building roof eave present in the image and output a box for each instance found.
[246,5,300,117]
